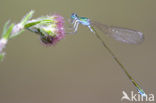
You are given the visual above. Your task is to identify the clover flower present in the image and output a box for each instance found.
[26,14,65,45]
[0,10,65,61]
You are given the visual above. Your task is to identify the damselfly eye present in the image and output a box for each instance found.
[71,13,77,19]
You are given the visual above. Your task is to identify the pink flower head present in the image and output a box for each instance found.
[40,14,65,46]
[27,14,65,46]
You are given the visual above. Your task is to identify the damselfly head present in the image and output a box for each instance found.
[71,13,78,20]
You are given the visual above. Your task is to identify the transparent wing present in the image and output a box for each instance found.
[91,20,144,44]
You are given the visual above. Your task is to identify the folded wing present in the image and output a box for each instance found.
[91,20,144,44]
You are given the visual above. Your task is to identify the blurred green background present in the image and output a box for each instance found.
[0,0,156,103]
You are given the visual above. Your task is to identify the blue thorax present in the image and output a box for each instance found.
[71,13,91,26]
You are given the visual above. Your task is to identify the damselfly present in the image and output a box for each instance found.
[70,13,146,96]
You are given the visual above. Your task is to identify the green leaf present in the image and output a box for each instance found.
[9,10,34,39]
[2,21,10,37]
[0,53,5,62]
[24,21,42,28]
[21,10,35,25]
[24,19,53,28]
[3,23,14,39]
[10,29,24,39]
